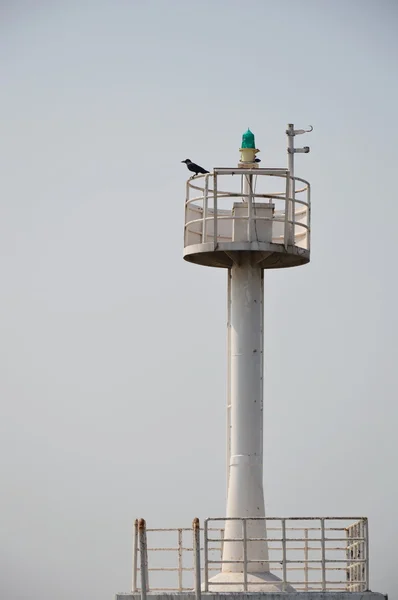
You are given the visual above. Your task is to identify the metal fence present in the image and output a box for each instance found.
[184,169,311,251]
[132,516,369,598]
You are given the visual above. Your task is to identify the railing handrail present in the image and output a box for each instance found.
[185,215,310,232]
[186,186,309,202]
[205,516,368,521]
[184,170,311,251]
[133,516,369,595]
[187,184,310,198]
[185,195,309,209]
[187,170,310,191]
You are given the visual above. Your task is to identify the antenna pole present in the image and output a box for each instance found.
[286,123,312,244]
[286,123,295,245]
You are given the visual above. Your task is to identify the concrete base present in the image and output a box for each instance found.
[206,571,295,592]
[116,593,387,600]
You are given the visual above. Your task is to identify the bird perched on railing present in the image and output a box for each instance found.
[181,159,209,178]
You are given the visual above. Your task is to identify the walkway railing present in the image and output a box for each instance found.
[132,516,369,598]
[184,168,311,252]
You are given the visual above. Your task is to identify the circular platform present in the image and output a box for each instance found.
[183,241,310,269]
[184,169,311,270]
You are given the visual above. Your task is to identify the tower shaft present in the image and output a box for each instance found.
[223,257,269,573]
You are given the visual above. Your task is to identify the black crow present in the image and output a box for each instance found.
[181,159,209,178]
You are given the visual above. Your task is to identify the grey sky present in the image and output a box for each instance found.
[1,1,397,598]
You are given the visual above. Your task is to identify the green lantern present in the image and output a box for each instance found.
[241,128,256,149]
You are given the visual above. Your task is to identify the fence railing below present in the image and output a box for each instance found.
[132,516,369,598]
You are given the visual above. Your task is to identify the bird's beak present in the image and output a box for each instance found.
[181,160,185,163]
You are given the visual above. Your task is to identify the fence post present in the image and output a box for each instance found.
[281,518,287,592]
[193,518,202,600]
[178,529,183,592]
[304,528,309,592]
[320,518,326,592]
[204,519,209,592]
[307,182,311,252]
[203,174,209,242]
[185,180,190,247]
[132,519,138,592]
[213,174,218,250]
[364,518,370,591]
[138,518,148,600]
[284,174,289,249]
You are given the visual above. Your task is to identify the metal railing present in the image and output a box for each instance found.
[132,516,369,598]
[184,168,311,252]
[132,519,223,600]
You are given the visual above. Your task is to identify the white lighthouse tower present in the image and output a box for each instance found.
[116,125,387,600]
[183,126,310,592]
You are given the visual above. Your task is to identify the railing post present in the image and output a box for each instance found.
[281,518,287,592]
[185,180,190,248]
[193,518,202,600]
[359,520,364,592]
[320,518,326,592]
[203,174,209,243]
[284,174,289,249]
[304,528,309,591]
[364,518,370,591]
[346,524,351,592]
[354,521,359,592]
[242,519,248,592]
[204,519,209,592]
[132,519,139,592]
[138,518,148,600]
[291,175,296,244]
[213,174,218,250]
[307,182,311,252]
[178,528,183,592]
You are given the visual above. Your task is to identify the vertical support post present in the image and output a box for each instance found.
[284,173,289,250]
[242,519,248,591]
[286,124,295,245]
[359,520,364,591]
[132,519,139,592]
[203,174,209,242]
[193,518,201,600]
[320,518,326,592]
[178,528,183,591]
[185,180,190,247]
[138,519,148,600]
[281,519,287,592]
[307,183,311,252]
[213,173,218,249]
[354,522,359,592]
[204,519,209,592]
[304,528,309,592]
[244,174,253,242]
[364,518,370,591]
[346,525,351,591]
